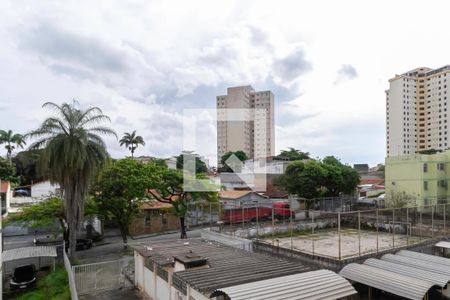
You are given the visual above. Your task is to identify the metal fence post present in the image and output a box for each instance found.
[376,209,379,254]
[432,204,434,238]
[444,203,447,235]
[338,212,341,260]
[358,211,361,257]
[392,208,395,249]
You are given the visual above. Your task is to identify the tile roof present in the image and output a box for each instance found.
[141,200,173,210]
[132,238,310,295]
[219,190,268,200]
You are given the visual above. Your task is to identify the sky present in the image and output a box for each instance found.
[1,1,450,166]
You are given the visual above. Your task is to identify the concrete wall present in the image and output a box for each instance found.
[134,251,210,300]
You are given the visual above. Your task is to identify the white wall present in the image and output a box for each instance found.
[31,181,60,199]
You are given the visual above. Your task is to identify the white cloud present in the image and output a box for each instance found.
[2,0,450,165]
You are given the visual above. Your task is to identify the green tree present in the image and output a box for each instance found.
[28,101,116,256]
[149,169,218,239]
[0,129,26,165]
[13,149,44,185]
[322,156,360,197]
[219,150,248,172]
[386,189,416,208]
[119,130,145,158]
[277,147,310,161]
[92,159,160,246]
[176,153,208,174]
[0,157,17,183]
[5,197,98,242]
[278,160,326,216]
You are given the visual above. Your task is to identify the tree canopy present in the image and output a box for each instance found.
[176,153,208,174]
[149,168,218,238]
[119,130,145,158]
[0,129,26,165]
[92,158,160,245]
[0,157,18,183]
[278,156,360,200]
[13,149,44,185]
[219,150,248,172]
[27,101,116,256]
[277,147,310,161]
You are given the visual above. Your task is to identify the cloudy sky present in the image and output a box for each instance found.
[1,0,450,166]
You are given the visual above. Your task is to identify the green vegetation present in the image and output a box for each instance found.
[6,197,98,240]
[176,152,208,174]
[277,156,360,215]
[0,156,18,184]
[119,130,145,158]
[27,101,116,256]
[276,147,310,161]
[16,266,70,300]
[13,149,44,185]
[0,129,26,165]
[149,168,218,238]
[219,150,248,172]
[92,158,161,246]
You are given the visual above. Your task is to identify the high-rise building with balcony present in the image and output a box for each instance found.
[386,66,450,156]
[216,86,275,166]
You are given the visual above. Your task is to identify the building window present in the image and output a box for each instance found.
[424,181,428,191]
[161,213,168,225]
[423,163,428,172]
[144,210,151,227]
[438,163,445,171]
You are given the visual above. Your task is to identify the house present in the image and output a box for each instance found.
[132,238,356,300]
[128,200,179,236]
[1,180,11,216]
[353,164,369,174]
[219,190,271,210]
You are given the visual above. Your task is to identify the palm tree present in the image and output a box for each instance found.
[28,101,116,256]
[0,130,26,164]
[119,131,145,158]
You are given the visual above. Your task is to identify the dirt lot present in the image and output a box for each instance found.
[266,229,425,259]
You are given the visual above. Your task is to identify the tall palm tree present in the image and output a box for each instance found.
[28,101,116,256]
[0,129,26,164]
[119,131,145,158]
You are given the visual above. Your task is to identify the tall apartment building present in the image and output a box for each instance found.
[217,86,275,166]
[386,65,450,157]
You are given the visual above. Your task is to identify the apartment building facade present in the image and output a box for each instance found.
[216,86,275,165]
[385,150,450,207]
[386,65,450,157]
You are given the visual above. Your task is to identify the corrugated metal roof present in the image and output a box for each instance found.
[209,269,356,300]
[364,258,449,287]
[381,254,450,277]
[132,238,310,295]
[340,263,434,300]
[2,246,57,262]
[397,249,450,266]
[435,241,450,249]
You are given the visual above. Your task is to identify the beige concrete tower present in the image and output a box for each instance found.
[217,86,275,166]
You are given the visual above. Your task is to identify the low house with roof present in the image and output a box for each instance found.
[129,200,179,236]
[132,238,357,300]
[219,190,271,210]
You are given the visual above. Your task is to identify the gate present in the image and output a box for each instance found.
[72,259,130,295]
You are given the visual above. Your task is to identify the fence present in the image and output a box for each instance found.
[63,246,78,300]
[185,200,450,261]
[72,258,130,295]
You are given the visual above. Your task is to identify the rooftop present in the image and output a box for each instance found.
[132,238,310,295]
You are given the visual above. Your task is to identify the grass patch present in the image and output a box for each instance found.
[16,266,70,300]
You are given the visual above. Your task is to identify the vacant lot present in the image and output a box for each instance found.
[266,229,425,259]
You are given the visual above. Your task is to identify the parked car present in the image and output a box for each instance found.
[34,235,93,251]
[10,264,36,290]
